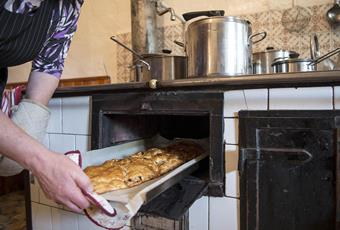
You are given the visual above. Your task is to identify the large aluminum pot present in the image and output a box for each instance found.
[253,47,299,74]
[272,48,340,73]
[185,16,266,78]
[140,54,187,81]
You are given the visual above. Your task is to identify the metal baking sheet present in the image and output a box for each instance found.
[81,135,208,213]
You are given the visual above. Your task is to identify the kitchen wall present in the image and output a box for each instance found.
[7,0,333,84]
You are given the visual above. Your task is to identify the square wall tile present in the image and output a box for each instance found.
[39,190,63,209]
[30,182,40,203]
[76,135,91,153]
[78,214,107,230]
[225,145,239,198]
[189,196,209,230]
[49,134,76,154]
[47,98,62,133]
[62,97,91,135]
[224,118,239,145]
[209,197,239,230]
[51,208,78,230]
[269,87,333,110]
[42,135,50,149]
[333,87,340,109]
[32,203,52,230]
[224,89,268,117]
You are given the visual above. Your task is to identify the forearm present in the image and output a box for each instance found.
[0,110,49,171]
[26,71,59,106]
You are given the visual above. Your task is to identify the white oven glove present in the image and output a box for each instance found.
[0,99,50,176]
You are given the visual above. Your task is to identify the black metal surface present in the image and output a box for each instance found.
[239,110,340,230]
[182,10,225,21]
[24,170,32,230]
[54,71,340,98]
[139,176,208,220]
[91,91,225,200]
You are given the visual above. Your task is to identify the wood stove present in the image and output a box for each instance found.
[91,91,225,228]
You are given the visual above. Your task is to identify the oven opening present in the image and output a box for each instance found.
[100,113,210,178]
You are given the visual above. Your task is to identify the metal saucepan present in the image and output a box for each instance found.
[177,12,267,78]
[272,48,340,73]
[110,36,187,82]
[253,47,299,74]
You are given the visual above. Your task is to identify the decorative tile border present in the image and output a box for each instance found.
[116,3,339,83]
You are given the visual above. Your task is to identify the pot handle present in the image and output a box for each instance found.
[174,40,185,48]
[309,47,340,66]
[182,10,225,21]
[249,32,267,44]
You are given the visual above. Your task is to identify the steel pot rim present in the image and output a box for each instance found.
[141,53,187,58]
[253,49,299,56]
[187,16,251,28]
[272,58,314,66]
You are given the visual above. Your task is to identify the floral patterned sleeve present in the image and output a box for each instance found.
[31,0,84,78]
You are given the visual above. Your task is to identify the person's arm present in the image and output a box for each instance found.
[0,109,91,212]
[26,71,59,106]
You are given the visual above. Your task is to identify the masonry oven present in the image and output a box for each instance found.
[91,91,224,222]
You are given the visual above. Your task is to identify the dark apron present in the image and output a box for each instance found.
[0,0,57,102]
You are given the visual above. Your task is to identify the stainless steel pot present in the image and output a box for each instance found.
[111,36,187,81]
[185,16,266,78]
[253,47,299,74]
[272,48,340,73]
[141,54,187,81]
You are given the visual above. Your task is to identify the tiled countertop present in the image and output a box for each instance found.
[54,71,340,97]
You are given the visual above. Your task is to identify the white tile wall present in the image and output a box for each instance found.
[49,134,76,153]
[189,197,209,230]
[42,135,50,149]
[75,135,91,153]
[32,203,53,230]
[225,145,239,198]
[51,208,79,230]
[39,189,63,209]
[47,99,62,133]
[269,87,333,110]
[334,86,340,109]
[224,89,268,117]
[62,97,91,135]
[30,182,40,203]
[78,214,105,230]
[209,197,239,230]
[224,119,238,145]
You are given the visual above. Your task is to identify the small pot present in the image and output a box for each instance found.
[253,47,299,74]
[272,48,340,73]
[141,54,187,81]
[111,36,187,81]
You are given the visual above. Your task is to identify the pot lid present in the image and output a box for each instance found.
[253,47,299,57]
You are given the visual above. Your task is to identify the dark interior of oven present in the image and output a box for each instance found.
[101,114,210,179]
[91,92,224,219]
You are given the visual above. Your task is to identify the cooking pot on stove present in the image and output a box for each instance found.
[272,48,340,73]
[253,47,299,74]
[110,36,187,82]
[177,11,267,78]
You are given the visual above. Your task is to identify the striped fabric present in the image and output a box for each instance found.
[1,86,23,117]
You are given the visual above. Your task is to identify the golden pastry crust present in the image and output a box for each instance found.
[84,141,204,194]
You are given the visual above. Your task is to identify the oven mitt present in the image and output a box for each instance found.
[0,99,50,176]
[65,151,132,230]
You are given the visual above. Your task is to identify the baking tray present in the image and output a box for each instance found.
[81,135,208,214]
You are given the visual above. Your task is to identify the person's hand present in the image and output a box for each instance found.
[32,151,92,213]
